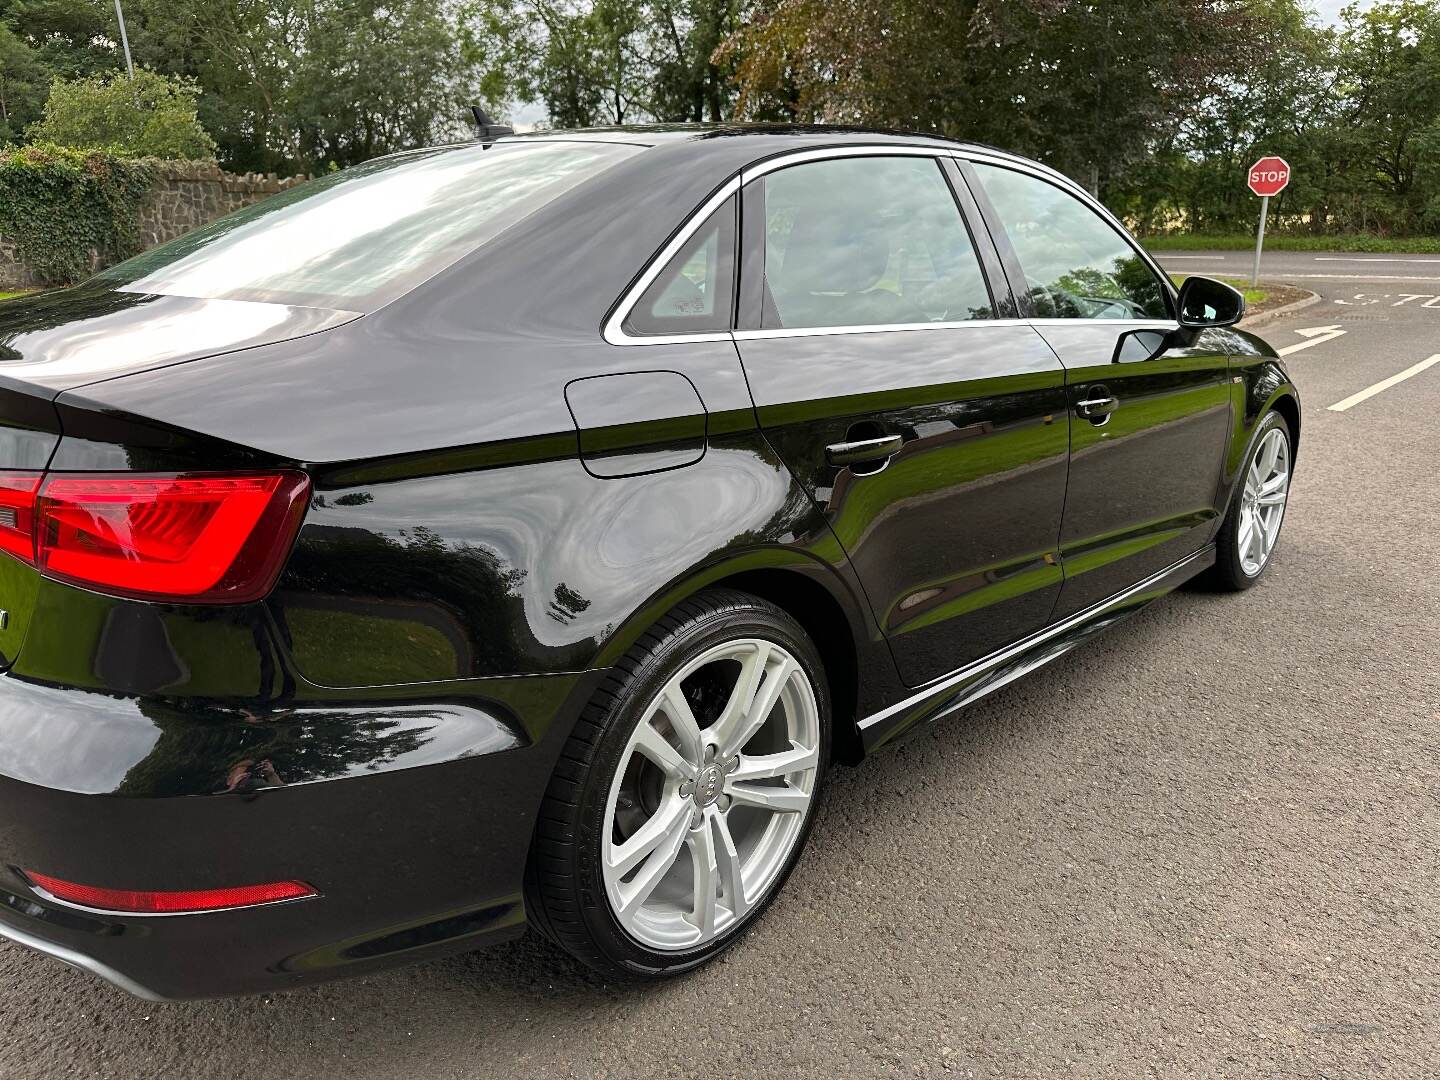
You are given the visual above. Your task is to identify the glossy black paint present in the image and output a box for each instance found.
[1033,321,1233,617]
[0,126,1299,998]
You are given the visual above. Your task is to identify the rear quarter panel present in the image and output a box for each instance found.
[40,136,907,721]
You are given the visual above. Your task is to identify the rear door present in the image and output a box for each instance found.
[965,159,1233,618]
[732,150,1070,687]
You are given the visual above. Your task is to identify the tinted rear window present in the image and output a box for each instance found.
[94,141,641,311]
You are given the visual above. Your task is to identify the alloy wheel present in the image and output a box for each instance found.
[1238,427,1291,577]
[600,638,821,951]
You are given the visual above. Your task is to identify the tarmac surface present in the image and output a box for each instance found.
[1,253,1437,1078]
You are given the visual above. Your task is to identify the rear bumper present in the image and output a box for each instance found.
[0,667,606,1000]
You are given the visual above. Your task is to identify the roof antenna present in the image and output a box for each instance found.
[471,106,515,146]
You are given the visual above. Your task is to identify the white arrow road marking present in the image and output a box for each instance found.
[1328,354,1440,412]
[1277,325,1346,356]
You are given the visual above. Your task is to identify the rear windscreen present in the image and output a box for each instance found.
[93,140,641,311]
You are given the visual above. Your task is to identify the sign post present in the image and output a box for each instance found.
[1248,156,1291,287]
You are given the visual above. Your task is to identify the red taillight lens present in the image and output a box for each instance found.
[24,470,310,603]
[0,473,41,562]
[24,870,316,914]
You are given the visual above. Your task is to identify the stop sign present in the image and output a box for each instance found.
[1248,156,1291,197]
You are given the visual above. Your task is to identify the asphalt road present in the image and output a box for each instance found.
[3,255,1438,1078]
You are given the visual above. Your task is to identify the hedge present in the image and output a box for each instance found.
[0,144,156,286]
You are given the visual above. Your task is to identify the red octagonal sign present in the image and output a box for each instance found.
[1248,156,1291,197]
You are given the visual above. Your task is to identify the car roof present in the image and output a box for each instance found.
[501,122,1003,156]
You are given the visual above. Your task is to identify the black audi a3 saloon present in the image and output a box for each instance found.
[0,125,1299,999]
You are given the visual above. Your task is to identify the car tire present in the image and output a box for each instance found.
[1205,410,1294,591]
[525,588,830,977]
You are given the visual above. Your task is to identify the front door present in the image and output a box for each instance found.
[733,152,1070,687]
[967,160,1233,618]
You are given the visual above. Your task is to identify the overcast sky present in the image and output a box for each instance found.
[1314,0,1372,24]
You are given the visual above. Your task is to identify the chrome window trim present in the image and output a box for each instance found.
[604,142,1179,346]
[602,175,741,346]
[733,318,1030,341]
[742,143,951,180]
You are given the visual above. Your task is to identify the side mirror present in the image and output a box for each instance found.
[1176,276,1246,329]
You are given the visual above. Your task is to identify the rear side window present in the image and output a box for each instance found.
[93,140,641,311]
[971,163,1169,320]
[761,156,993,330]
[624,195,736,336]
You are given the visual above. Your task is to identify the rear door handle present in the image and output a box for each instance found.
[825,434,904,467]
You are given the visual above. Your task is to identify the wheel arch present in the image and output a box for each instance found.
[591,550,880,767]
[709,567,864,766]
[1269,390,1301,458]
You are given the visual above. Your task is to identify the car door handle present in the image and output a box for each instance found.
[1075,389,1119,423]
[825,434,904,467]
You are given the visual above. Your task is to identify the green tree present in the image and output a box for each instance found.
[1333,0,1440,232]
[646,0,745,122]
[466,0,648,126]
[0,23,50,142]
[723,0,1281,200]
[118,0,476,172]
[290,0,475,166]
[463,0,747,126]
[0,0,116,80]
[28,68,218,158]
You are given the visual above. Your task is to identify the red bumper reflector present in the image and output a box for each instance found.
[24,871,316,914]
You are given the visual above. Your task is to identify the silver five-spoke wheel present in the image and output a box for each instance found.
[601,637,821,951]
[1238,426,1291,577]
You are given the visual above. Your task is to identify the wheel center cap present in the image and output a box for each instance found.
[694,765,724,807]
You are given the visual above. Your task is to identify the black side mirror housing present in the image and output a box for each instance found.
[1176,276,1246,329]
[1112,276,1247,363]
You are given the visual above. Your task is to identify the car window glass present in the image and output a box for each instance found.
[971,163,1169,320]
[761,157,993,330]
[94,141,640,312]
[625,195,736,335]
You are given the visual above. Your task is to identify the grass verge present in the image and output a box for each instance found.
[1170,273,1266,305]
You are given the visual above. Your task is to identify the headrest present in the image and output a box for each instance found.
[777,207,891,294]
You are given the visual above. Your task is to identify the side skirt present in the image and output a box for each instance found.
[857,547,1216,753]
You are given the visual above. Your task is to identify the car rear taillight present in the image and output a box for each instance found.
[24,870,316,913]
[0,469,310,604]
[0,473,41,563]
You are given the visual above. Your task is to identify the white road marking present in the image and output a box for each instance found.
[1270,273,1440,281]
[1163,255,1219,260]
[1277,325,1346,356]
[1313,256,1440,264]
[1177,272,1440,282]
[1328,354,1440,412]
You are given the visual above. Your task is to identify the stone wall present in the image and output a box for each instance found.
[0,161,308,290]
[136,162,309,250]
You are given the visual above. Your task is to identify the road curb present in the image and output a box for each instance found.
[1240,287,1322,329]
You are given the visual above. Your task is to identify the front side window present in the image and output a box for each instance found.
[94,140,641,311]
[971,163,1169,320]
[761,156,993,330]
[624,195,736,336]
